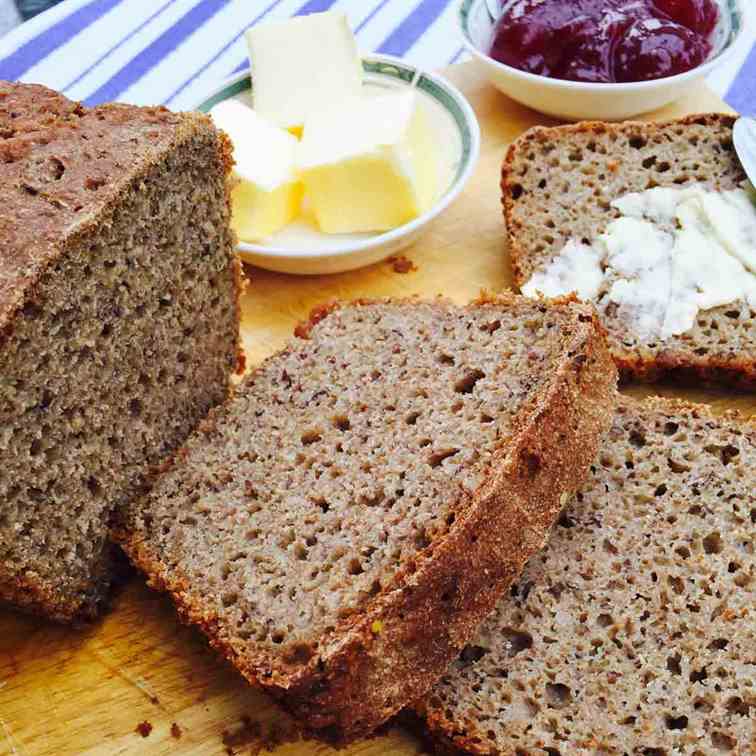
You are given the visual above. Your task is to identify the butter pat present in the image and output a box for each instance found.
[210,99,302,241]
[298,91,438,234]
[245,11,362,133]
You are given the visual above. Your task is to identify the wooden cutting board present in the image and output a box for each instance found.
[2,63,754,756]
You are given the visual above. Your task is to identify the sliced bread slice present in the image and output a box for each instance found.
[416,397,756,755]
[501,113,756,389]
[115,294,617,743]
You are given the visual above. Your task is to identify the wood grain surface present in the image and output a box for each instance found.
[1,63,754,756]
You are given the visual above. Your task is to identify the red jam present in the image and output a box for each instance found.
[489,0,719,83]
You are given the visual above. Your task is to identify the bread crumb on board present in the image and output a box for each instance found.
[170,722,182,739]
[221,715,300,755]
[135,721,153,738]
[221,717,261,756]
[388,255,418,273]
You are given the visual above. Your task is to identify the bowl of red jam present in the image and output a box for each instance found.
[459,0,745,120]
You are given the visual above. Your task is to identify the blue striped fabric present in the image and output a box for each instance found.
[0,0,753,113]
[727,42,756,115]
[83,0,229,105]
[0,0,122,81]
[354,0,392,34]
[379,0,454,57]
[296,0,341,14]
[172,0,289,104]
[62,0,176,94]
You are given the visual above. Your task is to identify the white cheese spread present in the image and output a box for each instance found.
[522,183,756,342]
[521,239,603,301]
[603,217,675,342]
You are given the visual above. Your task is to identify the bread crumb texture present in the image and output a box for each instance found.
[118,294,617,743]
[419,397,756,755]
[389,255,418,274]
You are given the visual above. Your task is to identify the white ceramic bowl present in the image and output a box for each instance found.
[195,54,480,275]
[460,0,747,121]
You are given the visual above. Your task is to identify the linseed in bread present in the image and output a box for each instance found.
[502,114,756,389]
[117,295,617,743]
[0,82,242,622]
[417,397,755,755]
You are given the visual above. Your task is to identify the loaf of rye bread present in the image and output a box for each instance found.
[501,113,756,388]
[0,82,243,622]
[116,294,617,743]
[416,397,755,755]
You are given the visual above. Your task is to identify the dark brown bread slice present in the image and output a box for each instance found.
[416,397,756,755]
[501,113,756,389]
[116,294,617,743]
[0,81,242,622]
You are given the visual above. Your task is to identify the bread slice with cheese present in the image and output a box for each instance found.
[115,295,617,744]
[502,113,756,389]
[415,396,756,755]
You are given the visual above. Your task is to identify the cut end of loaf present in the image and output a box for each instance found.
[0,82,241,621]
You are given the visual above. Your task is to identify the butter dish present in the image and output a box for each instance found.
[196,55,480,275]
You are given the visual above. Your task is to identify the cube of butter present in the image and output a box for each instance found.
[297,91,438,234]
[245,11,362,134]
[210,99,302,242]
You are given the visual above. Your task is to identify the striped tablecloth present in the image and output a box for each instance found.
[0,0,754,113]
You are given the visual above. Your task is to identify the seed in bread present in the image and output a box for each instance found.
[502,113,756,389]
[116,294,617,744]
[416,397,756,755]
[0,81,242,622]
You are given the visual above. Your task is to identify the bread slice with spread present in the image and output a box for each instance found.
[502,114,756,389]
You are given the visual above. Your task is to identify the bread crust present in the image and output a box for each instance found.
[0,559,108,623]
[118,293,617,743]
[0,81,242,374]
[400,708,483,756]
[500,113,756,389]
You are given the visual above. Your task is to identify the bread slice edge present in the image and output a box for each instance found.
[411,395,756,756]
